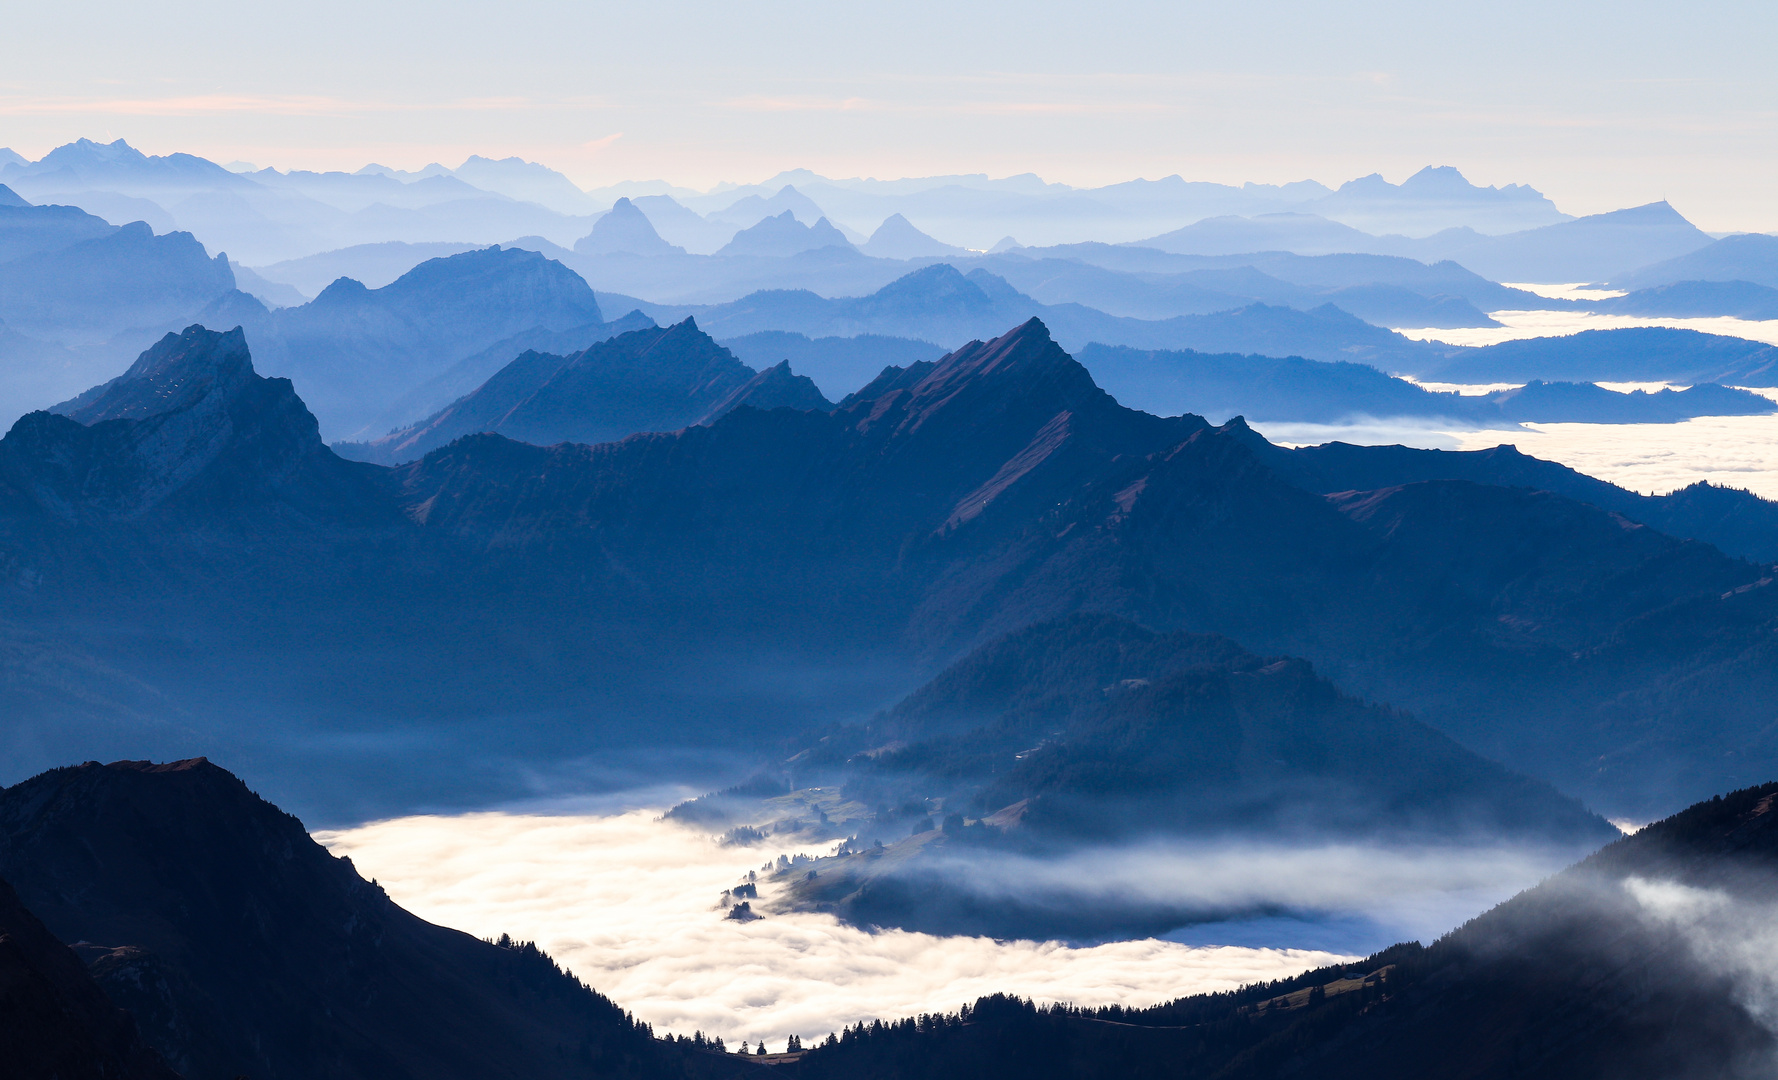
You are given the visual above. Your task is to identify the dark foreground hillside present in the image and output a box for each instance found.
[781,781,1778,1080]
[0,758,760,1080]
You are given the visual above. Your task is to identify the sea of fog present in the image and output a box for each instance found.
[318,805,1577,1049]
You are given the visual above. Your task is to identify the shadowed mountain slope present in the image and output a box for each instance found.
[0,758,734,1080]
[0,872,179,1080]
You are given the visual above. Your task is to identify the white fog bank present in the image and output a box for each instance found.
[317,808,1573,1049]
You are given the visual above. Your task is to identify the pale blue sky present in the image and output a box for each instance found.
[2,0,1774,228]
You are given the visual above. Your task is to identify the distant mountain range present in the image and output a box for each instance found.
[1138,201,1716,284]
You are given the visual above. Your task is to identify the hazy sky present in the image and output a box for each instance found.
[3,0,1775,229]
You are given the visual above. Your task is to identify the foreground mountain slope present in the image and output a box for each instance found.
[0,758,712,1080]
[783,779,1778,1080]
[0,872,179,1080]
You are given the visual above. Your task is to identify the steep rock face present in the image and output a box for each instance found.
[0,758,679,1080]
[0,873,178,1080]
[0,324,392,524]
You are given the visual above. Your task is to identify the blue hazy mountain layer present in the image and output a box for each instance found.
[1077,343,1775,426]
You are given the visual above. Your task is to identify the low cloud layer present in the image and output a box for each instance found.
[318,808,1571,1049]
[1397,310,1778,349]
[1257,409,1778,499]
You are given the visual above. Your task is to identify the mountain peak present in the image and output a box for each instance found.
[574,197,682,256]
[863,213,963,259]
[2,326,389,524]
[58,324,256,424]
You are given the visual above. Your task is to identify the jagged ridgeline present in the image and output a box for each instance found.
[2,319,1778,823]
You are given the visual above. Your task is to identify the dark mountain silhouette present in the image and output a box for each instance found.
[0,182,27,207]
[746,613,1612,937]
[861,214,967,259]
[226,245,605,438]
[783,779,1778,1080]
[0,872,179,1080]
[0,757,726,1080]
[716,211,854,257]
[1615,232,1778,290]
[337,320,768,464]
[1078,343,1774,426]
[1594,278,1778,320]
[718,331,947,398]
[575,197,684,256]
[1414,325,1778,384]
[0,325,390,525]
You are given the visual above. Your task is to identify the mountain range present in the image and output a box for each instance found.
[336,320,831,465]
[4,320,1778,823]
